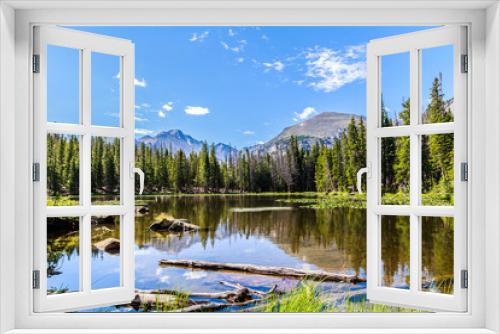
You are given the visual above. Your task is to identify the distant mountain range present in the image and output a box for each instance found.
[136,112,362,160]
[137,129,238,161]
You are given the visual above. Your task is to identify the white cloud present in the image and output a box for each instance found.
[294,107,317,121]
[135,128,154,135]
[162,102,174,112]
[220,40,247,53]
[189,31,209,42]
[257,141,265,145]
[135,102,151,110]
[261,34,269,41]
[263,61,285,72]
[158,110,166,118]
[305,46,366,92]
[159,275,170,283]
[135,116,149,122]
[134,78,147,88]
[185,106,210,116]
[237,57,245,63]
[345,44,366,59]
[228,28,236,37]
[182,271,207,280]
[243,130,255,135]
[115,73,147,88]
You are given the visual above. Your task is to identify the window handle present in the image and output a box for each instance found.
[356,167,368,194]
[134,167,145,195]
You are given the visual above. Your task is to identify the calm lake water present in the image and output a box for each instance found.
[46,194,453,312]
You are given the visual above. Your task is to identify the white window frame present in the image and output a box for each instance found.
[366,26,468,312]
[0,1,499,333]
[32,26,136,312]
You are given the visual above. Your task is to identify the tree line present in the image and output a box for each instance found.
[47,76,453,197]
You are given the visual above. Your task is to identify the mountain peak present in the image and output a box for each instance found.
[279,111,361,140]
[137,129,237,160]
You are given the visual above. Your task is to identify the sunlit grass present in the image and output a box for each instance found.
[47,196,79,206]
[262,282,426,313]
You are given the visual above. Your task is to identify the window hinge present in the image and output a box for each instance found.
[461,54,468,73]
[32,54,40,73]
[461,269,468,289]
[32,162,40,182]
[32,270,40,289]
[461,162,468,182]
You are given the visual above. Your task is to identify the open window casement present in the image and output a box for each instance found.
[365,26,467,312]
[33,26,137,312]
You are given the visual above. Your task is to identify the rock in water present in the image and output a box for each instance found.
[136,205,150,214]
[94,238,120,255]
[149,219,201,233]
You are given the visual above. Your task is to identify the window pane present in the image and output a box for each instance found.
[380,215,410,289]
[47,134,80,206]
[47,217,80,294]
[47,45,80,124]
[91,215,121,290]
[421,134,454,206]
[91,137,121,205]
[380,52,410,127]
[421,216,454,294]
[381,137,410,205]
[421,45,454,124]
[91,52,121,127]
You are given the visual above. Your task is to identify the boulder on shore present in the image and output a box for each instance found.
[94,238,120,255]
[149,219,202,233]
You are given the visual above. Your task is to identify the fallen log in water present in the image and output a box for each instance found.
[137,287,252,303]
[132,281,277,312]
[230,207,294,213]
[159,259,366,283]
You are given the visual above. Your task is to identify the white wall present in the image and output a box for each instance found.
[485,2,500,333]
[0,2,16,333]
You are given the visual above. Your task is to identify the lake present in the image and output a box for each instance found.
[46,194,452,312]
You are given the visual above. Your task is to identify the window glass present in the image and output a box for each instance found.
[47,45,80,124]
[47,217,80,294]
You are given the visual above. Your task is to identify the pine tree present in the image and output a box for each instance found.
[315,145,333,192]
[208,144,221,192]
[425,75,454,193]
[197,143,210,192]
[381,98,397,194]
[394,99,410,192]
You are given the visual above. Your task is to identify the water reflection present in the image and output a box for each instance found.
[46,195,454,305]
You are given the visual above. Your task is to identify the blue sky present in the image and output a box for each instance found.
[48,26,453,148]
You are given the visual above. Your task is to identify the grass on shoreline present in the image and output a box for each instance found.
[48,190,452,209]
[261,282,425,313]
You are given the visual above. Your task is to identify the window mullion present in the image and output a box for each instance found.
[81,48,92,294]
[409,48,421,293]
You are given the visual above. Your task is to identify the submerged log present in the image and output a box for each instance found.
[230,207,294,213]
[137,287,252,303]
[159,259,366,283]
[94,238,120,254]
[149,219,202,233]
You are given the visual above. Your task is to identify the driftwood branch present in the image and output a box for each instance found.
[133,280,279,312]
[174,297,265,312]
[159,259,366,283]
[219,280,277,297]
